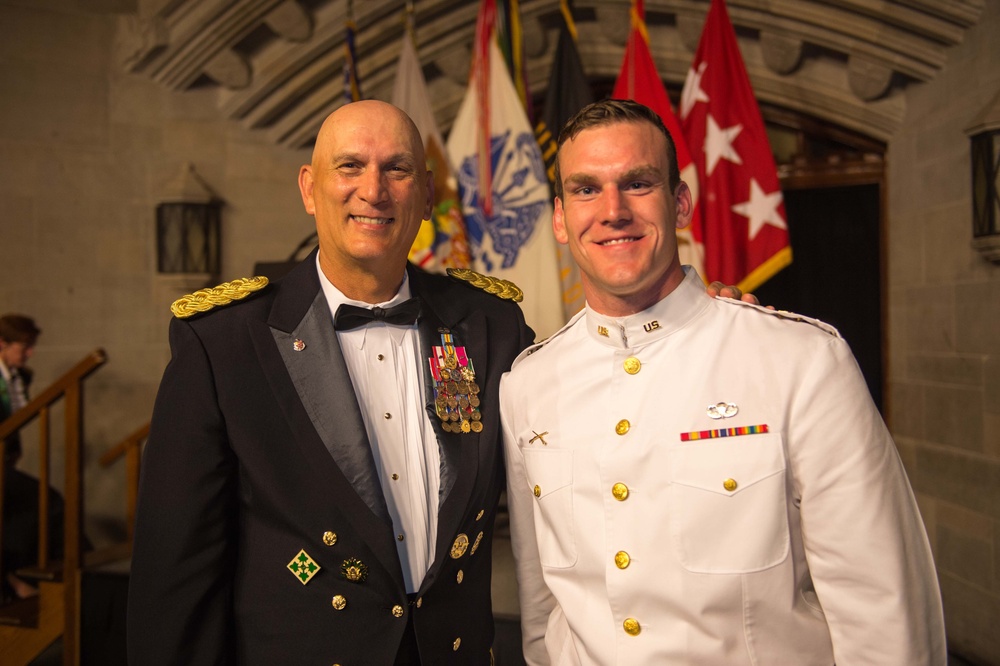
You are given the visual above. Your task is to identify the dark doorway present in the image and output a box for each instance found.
[753,183,884,411]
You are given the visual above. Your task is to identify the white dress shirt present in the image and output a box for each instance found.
[317,255,440,592]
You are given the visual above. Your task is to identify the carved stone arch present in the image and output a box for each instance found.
[118,0,985,148]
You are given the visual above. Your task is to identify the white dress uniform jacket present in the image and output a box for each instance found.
[500,267,945,666]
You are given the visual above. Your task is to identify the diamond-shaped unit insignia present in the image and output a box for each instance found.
[287,549,321,585]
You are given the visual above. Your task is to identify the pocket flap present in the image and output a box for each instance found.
[671,433,785,497]
[522,449,573,499]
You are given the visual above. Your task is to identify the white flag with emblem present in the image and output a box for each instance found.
[446,23,565,339]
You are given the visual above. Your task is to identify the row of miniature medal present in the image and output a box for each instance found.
[429,331,483,434]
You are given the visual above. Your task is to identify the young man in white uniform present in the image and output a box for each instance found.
[500,99,945,665]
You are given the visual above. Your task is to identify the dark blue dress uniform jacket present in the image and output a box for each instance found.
[127,249,533,665]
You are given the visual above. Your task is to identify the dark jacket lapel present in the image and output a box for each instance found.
[247,252,398,584]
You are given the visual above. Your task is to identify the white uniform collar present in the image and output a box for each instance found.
[584,266,711,350]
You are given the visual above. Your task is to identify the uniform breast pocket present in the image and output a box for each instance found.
[522,449,576,568]
[669,433,789,574]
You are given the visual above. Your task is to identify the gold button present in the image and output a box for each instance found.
[534,485,541,497]
[450,534,470,559]
[612,483,629,501]
[415,597,423,608]
[623,618,641,636]
[623,357,641,375]
[397,533,404,541]
[392,605,404,618]
[392,473,399,480]
[615,419,631,435]
[323,531,338,546]
[331,595,347,610]
[476,509,485,521]
[453,637,462,651]
[614,551,631,569]
[723,478,737,492]
[456,569,464,584]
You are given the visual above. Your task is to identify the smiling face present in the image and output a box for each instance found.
[299,100,433,301]
[553,119,692,316]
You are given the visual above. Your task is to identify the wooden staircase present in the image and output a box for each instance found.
[0,349,143,666]
[0,580,66,663]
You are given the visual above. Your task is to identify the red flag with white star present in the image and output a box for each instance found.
[612,0,704,279]
[679,0,791,291]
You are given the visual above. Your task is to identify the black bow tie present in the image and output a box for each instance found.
[333,298,421,331]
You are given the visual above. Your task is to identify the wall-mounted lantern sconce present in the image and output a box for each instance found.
[966,90,1000,263]
[156,163,222,275]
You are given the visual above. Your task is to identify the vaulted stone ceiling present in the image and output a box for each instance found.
[117,0,984,148]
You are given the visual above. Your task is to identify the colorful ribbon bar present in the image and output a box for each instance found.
[680,424,769,442]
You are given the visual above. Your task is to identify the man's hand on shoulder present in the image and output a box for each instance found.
[707,281,773,309]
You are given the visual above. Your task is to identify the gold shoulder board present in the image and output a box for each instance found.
[446,268,523,303]
[170,276,270,319]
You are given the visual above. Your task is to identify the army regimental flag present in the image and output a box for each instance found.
[612,0,705,279]
[344,13,362,102]
[391,22,472,272]
[535,0,592,319]
[447,0,565,339]
[679,0,791,291]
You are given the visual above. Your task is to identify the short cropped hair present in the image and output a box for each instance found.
[554,98,680,198]
[0,314,41,347]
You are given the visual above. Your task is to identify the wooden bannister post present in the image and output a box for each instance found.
[98,421,149,546]
[62,383,82,666]
[37,407,50,571]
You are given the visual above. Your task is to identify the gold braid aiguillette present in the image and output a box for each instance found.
[446,268,523,302]
[170,276,269,318]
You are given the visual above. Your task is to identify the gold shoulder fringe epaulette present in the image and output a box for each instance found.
[446,268,523,303]
[170,276,270,319]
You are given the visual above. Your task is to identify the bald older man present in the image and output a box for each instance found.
[128,101,534,665]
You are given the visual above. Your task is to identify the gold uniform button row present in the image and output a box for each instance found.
[614,551,630,569]
[323,531,338,546]
[623,617,641,636]
[331,595,346,610]
[612,483,629,501]
[392,605,405,618]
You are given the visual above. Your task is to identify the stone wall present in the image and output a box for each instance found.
[0,0,313,545]
[887,0,1000,662]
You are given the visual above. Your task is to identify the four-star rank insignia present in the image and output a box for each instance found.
[429,331,484,435]
[288,549,320,585]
